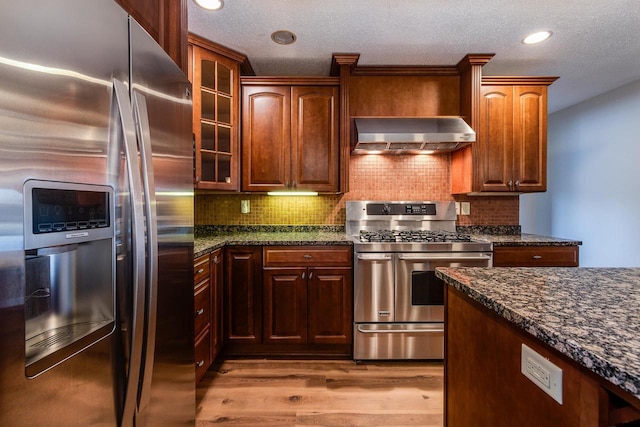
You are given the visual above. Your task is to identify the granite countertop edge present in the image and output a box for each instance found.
[435,267,640,401]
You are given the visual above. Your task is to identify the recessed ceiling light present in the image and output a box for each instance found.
[193,0,223,11]
[271,30,297,45]
[522,30,553,45]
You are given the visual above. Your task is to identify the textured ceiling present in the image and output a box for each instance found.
[189,0,640,113]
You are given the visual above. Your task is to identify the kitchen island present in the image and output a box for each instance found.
[435,267,640,427]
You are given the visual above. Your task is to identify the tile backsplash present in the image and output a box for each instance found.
[195,154,520,226]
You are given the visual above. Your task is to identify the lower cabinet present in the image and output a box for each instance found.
[224,245,353,357]
[493,245,579,267]
[193,248,223,383]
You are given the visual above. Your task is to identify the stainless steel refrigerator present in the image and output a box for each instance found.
[0,1,195,425]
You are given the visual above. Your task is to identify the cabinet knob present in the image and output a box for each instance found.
[515,180,520,189]
[196,360,204,367]
[532,255,542,260]
[303,254,312,259]
[195,308,204,316]
[508,180,513,190]
[197,268,204,274]
[213,255,219,264]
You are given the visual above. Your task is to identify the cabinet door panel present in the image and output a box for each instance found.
[291,86,339,192]
[263,268,307,344]
[308,267,352,345]
[513,86,547,192]
[242,86,291,191]
[479,86,513,192]
[224,247,262,344]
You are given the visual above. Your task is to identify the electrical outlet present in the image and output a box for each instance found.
[241,200,250,214]
[521,344,563,404]
[461,202,471,215]
[455,202,461,215]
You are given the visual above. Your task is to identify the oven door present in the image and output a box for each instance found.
[395,252,492,322]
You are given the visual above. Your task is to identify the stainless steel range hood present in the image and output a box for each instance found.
[353,117,475,154]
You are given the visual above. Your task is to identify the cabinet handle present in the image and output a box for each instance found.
[293,181,297,189]
[196,360,204,368]
[508,180,513,190]
[213,256,219,264]
[532,255,542,260]
[197,268,204,274]
[309,272,313,279]
[515,180,520,189]
[302,272,306,279]
[286,181,290,188]
[303,254,312,259]
[195,308,204,316]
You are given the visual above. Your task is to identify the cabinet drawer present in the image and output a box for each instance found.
[493,246,579,267]
[194,254,210,284]
[194,281,211,335]
[263,246,352,267]
[194,327,210,383]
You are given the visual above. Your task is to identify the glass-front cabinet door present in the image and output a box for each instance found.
[190,43,239,190]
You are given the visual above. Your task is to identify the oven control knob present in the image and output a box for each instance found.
[382,204,391,214]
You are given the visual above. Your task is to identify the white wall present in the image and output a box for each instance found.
[520,78,640,267]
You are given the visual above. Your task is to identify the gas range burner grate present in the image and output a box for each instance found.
[359,229,472,243]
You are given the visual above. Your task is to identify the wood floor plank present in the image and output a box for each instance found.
[196,359,444,427]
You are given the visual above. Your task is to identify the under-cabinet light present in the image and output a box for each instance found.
[267,191,318,196]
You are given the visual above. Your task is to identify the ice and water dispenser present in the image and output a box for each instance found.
[23,180,115,377]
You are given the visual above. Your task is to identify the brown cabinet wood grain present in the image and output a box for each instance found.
[262,247,352,347]
[241,82,339,192]
[452,77,557,194]
[115,0,187,73]
[224,246,263,344]
[189,35,242,191]
[493,245,579,267]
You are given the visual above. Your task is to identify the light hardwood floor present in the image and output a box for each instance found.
[196,359,444,426]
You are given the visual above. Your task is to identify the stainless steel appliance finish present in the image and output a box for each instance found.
[352,117,475,154]
[348,201,492,360]
[0,1,194,426]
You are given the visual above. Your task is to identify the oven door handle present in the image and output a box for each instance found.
[356,254,393,261]
[356,325,444,334]
[396,254,492,262]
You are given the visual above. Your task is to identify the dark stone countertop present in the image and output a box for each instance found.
[435,266,640,401]
[194,231,352,258]
[474,233,582,247]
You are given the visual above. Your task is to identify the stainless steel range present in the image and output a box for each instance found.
[347,201,492,360]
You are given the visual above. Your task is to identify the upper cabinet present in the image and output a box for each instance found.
[115,0,188,73]
[241,78,340,193]
[189,34,253,191]
[452,77,558,194]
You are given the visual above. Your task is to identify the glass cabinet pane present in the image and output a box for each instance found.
[217,64,231,95]
[201,91,215,121]
[218,126,231,153]
[201,151,216,182]
[217,95,231,124]
[202,60,215,89]
[217,154,231,183]
[201,122,215,150]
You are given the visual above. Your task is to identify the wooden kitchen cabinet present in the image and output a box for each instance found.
[193,249,223,383]
[193,253,211,383]
[189,34,243,191]
[452,77,558,194]
[493,245,579,267]
[115,0,187,72]
[241,79,340,193]
[262,246,353,347]
[224,246,263,345]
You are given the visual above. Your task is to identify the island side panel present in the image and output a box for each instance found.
[445,286,605,427]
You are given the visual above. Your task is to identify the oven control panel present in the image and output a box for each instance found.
[366,203,437,216]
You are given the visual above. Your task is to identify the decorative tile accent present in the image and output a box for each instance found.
[195,155,521,226]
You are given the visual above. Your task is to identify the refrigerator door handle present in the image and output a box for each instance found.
[113,79,147,427]
[132,91,159,414]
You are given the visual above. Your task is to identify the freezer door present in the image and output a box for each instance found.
[0,1,129,425]
[128,18,195,427]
